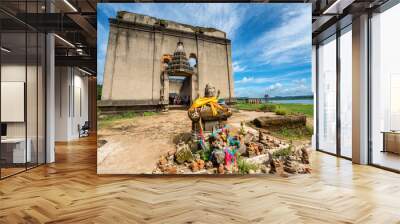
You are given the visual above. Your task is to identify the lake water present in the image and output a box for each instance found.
[270,99,314,105]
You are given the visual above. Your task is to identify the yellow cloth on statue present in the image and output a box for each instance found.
[190,97,223,116]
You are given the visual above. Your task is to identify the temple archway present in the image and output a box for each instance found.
[165,42,195,106]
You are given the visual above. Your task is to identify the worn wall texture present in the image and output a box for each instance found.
[100,11,234,110]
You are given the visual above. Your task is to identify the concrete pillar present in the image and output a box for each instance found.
[45,0,55,163]
[88,76,97,132]
[312,45,317,150]
[226,43,234,101]
[46,33,55,163]
[352,14,369,164]
[101,26,117,101]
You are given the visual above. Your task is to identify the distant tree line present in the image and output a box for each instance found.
[268,95,313,100]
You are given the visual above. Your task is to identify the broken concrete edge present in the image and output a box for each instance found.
[109,19,231,46]
[115,11,226,38]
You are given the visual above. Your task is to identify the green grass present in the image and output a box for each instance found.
[271,125,313,141]
[234,103,313,117]
[234,103,267,111]
[275,109,287,116]
[98,112,137,129]
[259,104,277,112]
[274,103,313,117]
[143,111,157,116]
[98,111,158,129]
[237,156,259,174]
[272,146,293,159]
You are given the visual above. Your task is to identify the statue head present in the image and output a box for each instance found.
[204,84,216,97]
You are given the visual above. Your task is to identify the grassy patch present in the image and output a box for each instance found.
[272,146,293,159]
[274,104,313,117]
[275,109,287,116]
[234,103,313,117]
[270,125,313,141]
[237,156,259,174]
[143,111,157,116]
[98,112,137,129]
[259,104,277,112]
[98,111,159,129]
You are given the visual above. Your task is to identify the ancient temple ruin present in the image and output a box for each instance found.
[99,11,234,112]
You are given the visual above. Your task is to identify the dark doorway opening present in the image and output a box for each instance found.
[168,75,191,106]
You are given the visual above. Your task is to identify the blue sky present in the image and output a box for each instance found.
[97,3,312,97]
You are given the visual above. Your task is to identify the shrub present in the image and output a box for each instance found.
[275,109,287,116]
[200,147,212,161]
[237,157,259,174]
[260,104,277,112]
[272,146,293,159]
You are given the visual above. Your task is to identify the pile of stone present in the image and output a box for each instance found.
[153,127,312,176]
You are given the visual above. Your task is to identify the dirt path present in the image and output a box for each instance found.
[97,111,192,174]
[97,110,311,174]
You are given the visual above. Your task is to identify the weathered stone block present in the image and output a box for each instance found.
[253,115,307,130]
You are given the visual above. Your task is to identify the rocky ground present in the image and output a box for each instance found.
[97,110,312,175]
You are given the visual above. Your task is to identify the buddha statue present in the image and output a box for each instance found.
[188,84,232,133]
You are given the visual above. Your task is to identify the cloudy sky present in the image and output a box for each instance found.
[97,3,312,97]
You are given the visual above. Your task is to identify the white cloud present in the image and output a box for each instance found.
[265,80,312,97]
[232,61,247,73]
[252,5,311,65]
[235,76,254,84]
[266,83,283,92]
[292,78,307,85]
[234,70,310,85]
[235,78,312,97]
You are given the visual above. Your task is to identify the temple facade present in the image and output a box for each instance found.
[99,11,234,112]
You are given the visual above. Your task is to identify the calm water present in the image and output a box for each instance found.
[270,99,314,105]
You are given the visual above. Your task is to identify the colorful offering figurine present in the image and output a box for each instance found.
[224,146,238,171]
[224,136,240,171]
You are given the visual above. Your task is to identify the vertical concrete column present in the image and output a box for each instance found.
[88,76,97,132]
[197,39,204,98]
[352,14,369,164]
[46,26,55,163]
[101,26,118,100]
[226,42,234,101]
[312,45,317,149]
[191,73,197,101]
[163,71,169,104]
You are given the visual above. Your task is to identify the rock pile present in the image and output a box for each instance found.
[153,127,312,176]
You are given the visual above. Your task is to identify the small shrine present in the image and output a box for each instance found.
[188,84,232,134]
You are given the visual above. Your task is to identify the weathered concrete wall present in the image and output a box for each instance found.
[101,12,234,108]
[102,26,155,101]
[197,39,233,99]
